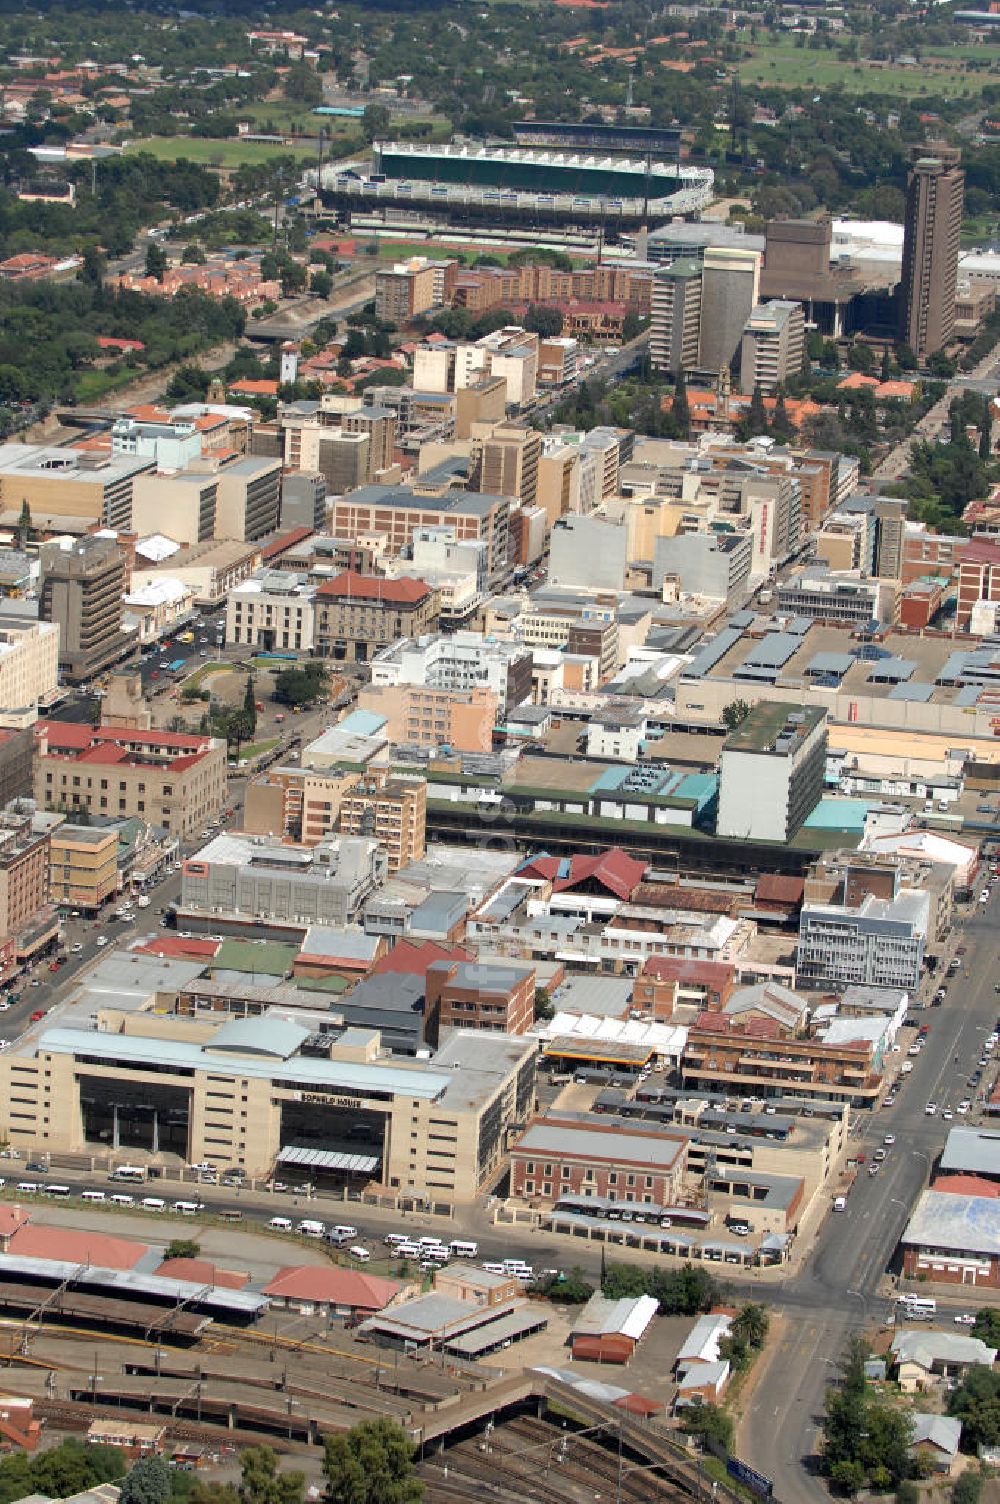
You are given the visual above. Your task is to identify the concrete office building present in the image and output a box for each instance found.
[0,1011,537,1202]
[342,407,396,476]
[370,630,533,714]
[775,569,882,626]
[653,530,753,605]
[131,472,217,546]
[699,247,762,375]
[899,145,964,358]
[549,514,628,591]
[0,618,60,713]
[0,729,34,805]
[280,471,326,533]
[716,702,828,844]
[329,484,510,584]
[476,425,540,507]
[212,456,282,542]
[38,535,128,684]
[650,258,703,375]
[357,682,498,753]
[758,219,861,337]
[180,830,386,931]
[0,444,153,532]
[646,222,765,267]
[738,301,805,395]
[797,890,928,992]
[49,823,118,912]
[34,722,226,838]
[225,572,316,651]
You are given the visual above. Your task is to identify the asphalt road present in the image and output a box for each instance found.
[740,889,1000,1501]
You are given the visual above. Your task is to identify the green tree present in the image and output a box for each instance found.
[17,499,32,551]
[118,1456,173,1504]
[523,304,564,338]
[323,1418,422,1504]
[672,367,691,440]
[972,1307,1000,1347]
[310,270,333,299]
[361,103,391,144]
[679,1402,733,1452]
[165,1239,201,1261]
[952,1472,984,1504]
[144,242,168,283]
[239,1448,304,1504]
[847,342,875,374]
[949,1365,1000,1449]
[534,986,554,1022]
[722,698,752,732]
[881,347,892,382]
[747,382,768,437]
[182,244,207,264]
[243,674,257,738]
[79,245,107,287]
[980,397,993,461]
[273,662,329,707]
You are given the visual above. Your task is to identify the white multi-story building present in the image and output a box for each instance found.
[796,890,928,993]
[716,702,828,844]
[369,629,532,713]
[0,617,60,718]
[225,571,316,651]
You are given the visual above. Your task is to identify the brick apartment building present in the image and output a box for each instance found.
[682,1012,883,1107]
[314,572,439,664]
[33,723,226,838]
[510,1116,688,1207]
[0,802,58,974]
[328,485,510,586]
[424,959,536,1046]
[957,537,1000,627]
[338,768,427,873]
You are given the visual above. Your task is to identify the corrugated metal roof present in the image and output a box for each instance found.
[743,633,800,669]
[683,627,742,679]
[0,1253,267,1314]
[888,681,933,702]
[277,1146,379,1172]
[867,656,915,683]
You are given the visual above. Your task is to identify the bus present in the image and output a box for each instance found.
[43,1183,71,1198]
[109,1165,148,1183]
[897,1295,936,1318]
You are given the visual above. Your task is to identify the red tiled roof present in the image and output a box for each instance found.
[961,538,1000,566]
[263,1265,400,1310]
[36,722,210,753]
[374,939,471,976]
[641,955,735,985]
[520,848,645,902]
[155,1257,250,1288]
[8,1224,148,1269]
[755,874,805,905]
[0,1206,30,1238]
[97,336,145,352]
[315,571,432,605]
[262,526,313,562]
[931,1174,1000,1198]
[229,379,279,397]
[134,936,220,962]
[692,1010,780,1039]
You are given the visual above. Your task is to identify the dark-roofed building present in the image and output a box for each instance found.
[338,972,427,1055]
[632,955,736,1019]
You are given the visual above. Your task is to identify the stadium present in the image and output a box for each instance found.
[319,141,714,229]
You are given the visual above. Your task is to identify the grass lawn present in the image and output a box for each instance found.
[124,136,317,168]
[183,660,230,690]
[238,737,279,763]
[73,366,139,403]
[738,38,994,96]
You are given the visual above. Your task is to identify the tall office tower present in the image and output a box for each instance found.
[899,145,964,359]
[698,247,762,376]
[650,259,703,375]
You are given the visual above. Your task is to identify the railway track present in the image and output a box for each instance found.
[420,1414,697,1504]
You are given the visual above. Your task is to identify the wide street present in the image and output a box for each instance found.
[740,891,1000,1502]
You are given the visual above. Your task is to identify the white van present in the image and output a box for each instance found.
[110,1165,147,1183]
[172,1200,202,1216]
[110,1193,134,1208]
[502,1258,531,1274]
[482,1262,505,1275]
[333,1224,358,1240]
[833,1196,847,1212]
[384,1233,409,1248]
[349,1245,370,1262]
[449,1240,478,1259]
[396,1240,421,1258]
[269,1216,293,1232]
[81,1190,106,1203]
[298,1220,325,1239]
[898,1294,936,1316]
[15,1182,39,1194]
[141,1197,165,1212]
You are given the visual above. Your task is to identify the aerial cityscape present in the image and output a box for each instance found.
[0,2,999,1503]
